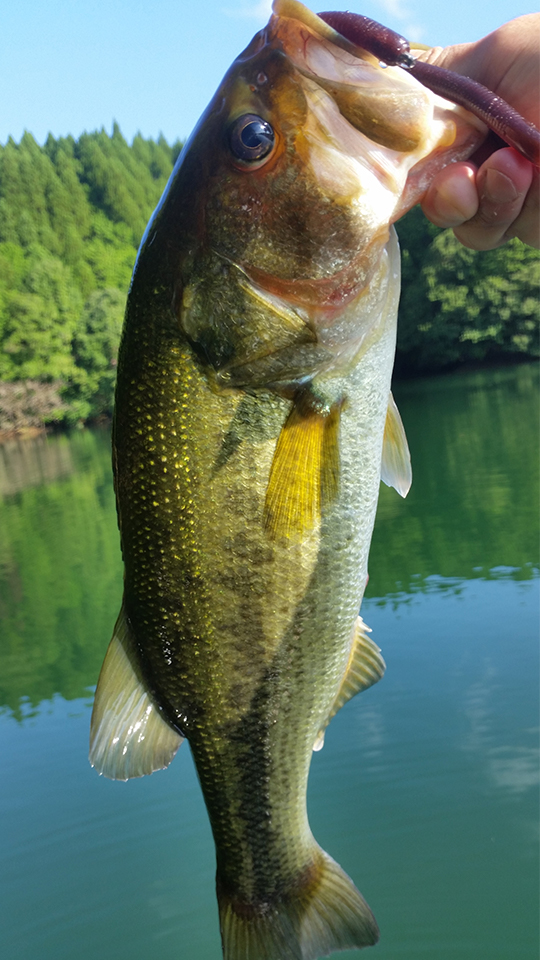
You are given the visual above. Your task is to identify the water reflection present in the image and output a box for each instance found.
[0,365,537,718]
[0,433,75,496]
[460,656,539,798]
[367,363,539,597]
[461,661,498,753]
[354,706,385,760]
[0,427,122,717]
[0,365,538,960]
[488,747,540,795]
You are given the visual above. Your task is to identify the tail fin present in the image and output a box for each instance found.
[218,848,379,960]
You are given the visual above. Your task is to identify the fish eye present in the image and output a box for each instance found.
[229,114,275,164]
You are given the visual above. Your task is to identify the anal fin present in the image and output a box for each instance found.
[89,605,183,780]
[314,617,385,751]
[381,391,412,497]
[264,393,341,540]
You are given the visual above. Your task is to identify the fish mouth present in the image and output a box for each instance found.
[269,0,437,154]
[223,1,444,315]
[184,0,483,367]
[271,0,375,58]
[255,1,464,264]
[264,1,483,217]
[221,0,479,308]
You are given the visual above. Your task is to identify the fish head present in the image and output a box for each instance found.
[151,0,484,386]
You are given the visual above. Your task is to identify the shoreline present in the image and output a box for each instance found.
[1,356,537,445]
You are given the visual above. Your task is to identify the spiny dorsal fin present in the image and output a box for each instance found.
[264,396,341,540]
[381,391,412,498]
[313,617,386,751]
[89,605,183,780]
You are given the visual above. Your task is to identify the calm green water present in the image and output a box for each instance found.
[1,364,538,960]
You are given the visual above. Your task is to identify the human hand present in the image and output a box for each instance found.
[420,14,540,249]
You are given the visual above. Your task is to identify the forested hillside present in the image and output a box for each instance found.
[0,126,538,432]
[0,126,181,431]
[395,205,539,377]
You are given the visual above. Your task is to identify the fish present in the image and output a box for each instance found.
[89,2,486,957]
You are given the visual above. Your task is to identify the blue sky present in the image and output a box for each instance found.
[0,0,537,146]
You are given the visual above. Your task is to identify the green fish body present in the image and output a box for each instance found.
[90,2,485,957]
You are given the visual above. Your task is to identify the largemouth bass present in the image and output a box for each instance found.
[89,2,485,957]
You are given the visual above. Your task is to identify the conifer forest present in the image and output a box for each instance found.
[0,126,538,431]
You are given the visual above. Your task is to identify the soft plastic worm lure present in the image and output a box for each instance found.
[318,11,540,167]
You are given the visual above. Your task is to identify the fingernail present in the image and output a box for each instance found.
[483,169,519,204]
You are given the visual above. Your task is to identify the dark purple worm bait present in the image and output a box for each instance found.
[406,60,539,167]
[318,10,410,64]
[318,10,540,166]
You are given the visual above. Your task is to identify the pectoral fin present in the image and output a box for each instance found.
[89,605,183,780]
[264,395,341,540]
[381,391,412,497]
[313,617,385,751]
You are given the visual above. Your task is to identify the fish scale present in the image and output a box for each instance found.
[110,234,397,929]
[89,2,489,957]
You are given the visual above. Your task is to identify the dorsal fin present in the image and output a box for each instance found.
[381,391,412,497]
[89,605,183,780]
[264,394,341,540]
[313,617,386,751]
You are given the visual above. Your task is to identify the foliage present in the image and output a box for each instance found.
[66,288,126,421]
[395,206,539,376]
[0,247,83,381]
[0,128,181,426]
[0,128,538,428]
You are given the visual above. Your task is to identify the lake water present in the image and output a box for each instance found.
[1,363,538,960]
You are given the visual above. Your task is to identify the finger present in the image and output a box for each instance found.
[421,163,478,228]
[453,148,535,250]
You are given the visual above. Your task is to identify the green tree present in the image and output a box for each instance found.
[0,128,537,428]
[66,288,126,420]
[0,250,82,381]
[0,127,181,426]
[395,207,540,375]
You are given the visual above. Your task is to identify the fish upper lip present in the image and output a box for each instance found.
[271,0,379,63]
